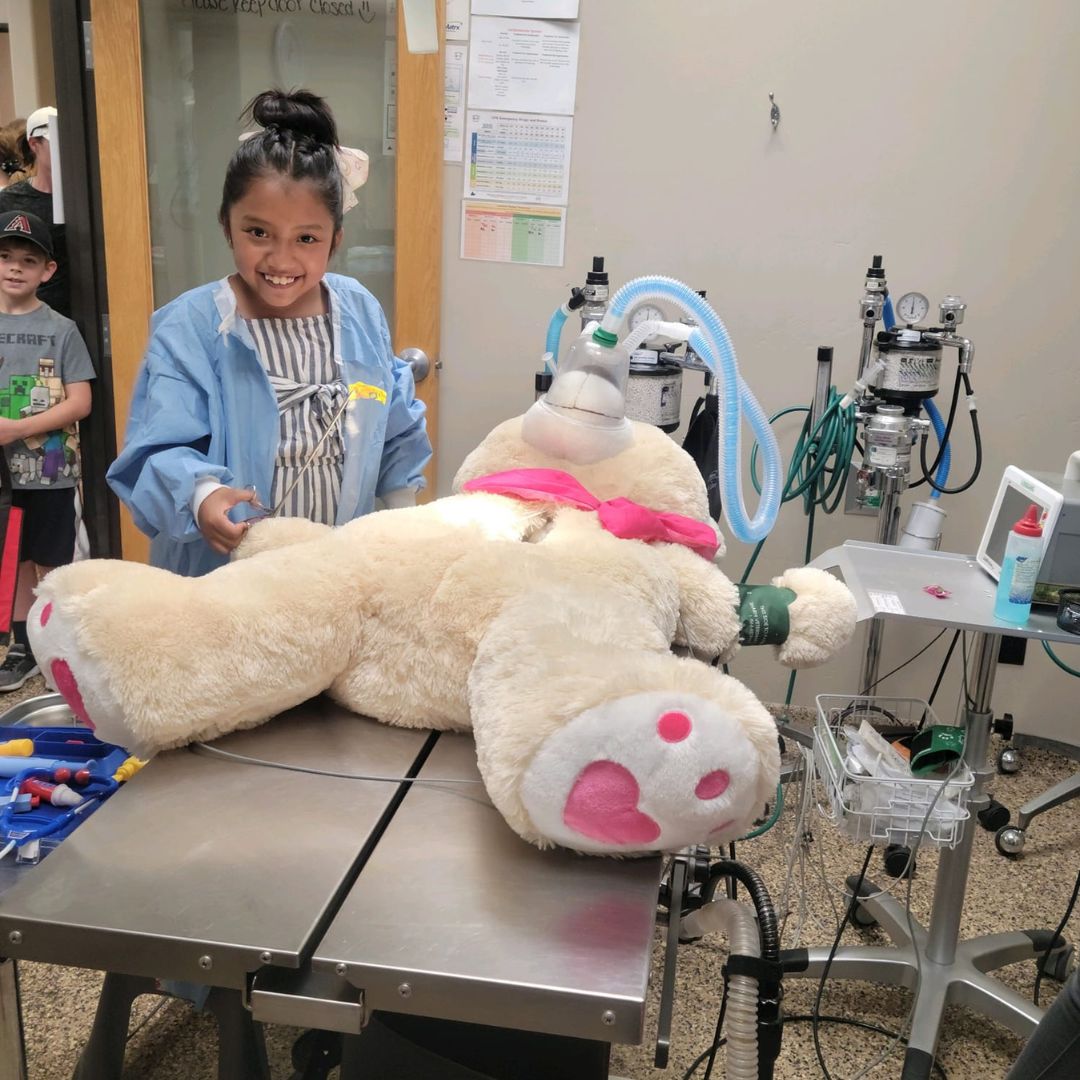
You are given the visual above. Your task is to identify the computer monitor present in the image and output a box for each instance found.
[976,466,1064,582]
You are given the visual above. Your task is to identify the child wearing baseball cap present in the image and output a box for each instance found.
[0,208,94,689]
[0,105,68,316]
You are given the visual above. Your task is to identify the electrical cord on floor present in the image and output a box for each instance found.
[683,1013,950,1080]
[1034,866,1080,1007]
[126,997,172,1044]
[696,971,730,1080]
[783,1017,948,1079]
[812,845,875,1080]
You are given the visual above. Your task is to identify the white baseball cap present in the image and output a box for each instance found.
[26,106,57,140]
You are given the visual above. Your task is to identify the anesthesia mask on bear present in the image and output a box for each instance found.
[522,327,635,465]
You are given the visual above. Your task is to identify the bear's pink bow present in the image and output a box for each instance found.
[463,468,719,560]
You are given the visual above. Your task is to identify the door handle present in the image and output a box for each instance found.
[400,347,432,383]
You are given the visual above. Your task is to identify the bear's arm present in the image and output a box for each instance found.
[233,517,335,560]
[658,543,742,660]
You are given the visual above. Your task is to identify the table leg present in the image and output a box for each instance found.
[204,986,271,1080]
[73,972,158,1080]
[0,956,26,1080]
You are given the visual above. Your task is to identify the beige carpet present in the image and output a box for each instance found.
[7,681,1079,1080]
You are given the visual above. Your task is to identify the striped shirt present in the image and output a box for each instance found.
[246,314,348,524]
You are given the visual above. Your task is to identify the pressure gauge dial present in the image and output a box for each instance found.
[627,303,666,331]
[896,291,930,326]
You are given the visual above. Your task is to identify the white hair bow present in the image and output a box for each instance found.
[238,131,369,213]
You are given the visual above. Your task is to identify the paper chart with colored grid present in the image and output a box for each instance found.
[460,202,566,267]
[464,110,573,205]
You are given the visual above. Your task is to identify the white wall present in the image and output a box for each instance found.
[437,0,1080,742]
[1,0,54,119]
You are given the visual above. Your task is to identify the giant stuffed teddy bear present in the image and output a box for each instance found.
[27,414,855,855]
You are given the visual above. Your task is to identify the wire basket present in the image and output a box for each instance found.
[814,695,975,849]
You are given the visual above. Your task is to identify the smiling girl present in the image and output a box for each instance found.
[107,89,431,576]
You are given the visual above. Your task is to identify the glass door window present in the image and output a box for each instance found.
[139,0,396,320]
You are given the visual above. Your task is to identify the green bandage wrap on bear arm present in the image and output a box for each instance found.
[736,584,797,647]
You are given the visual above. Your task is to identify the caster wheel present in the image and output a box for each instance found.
[850,900,878,928]
[998,748,1022,775]
[978,799,1011,832]
[1042,944,1075,983]
[884,844,915,879]
[290,1029,342,1079]
[844,873,879,928]
[996,825,1025,857]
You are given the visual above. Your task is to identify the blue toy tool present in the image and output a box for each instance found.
[0,723,134,864]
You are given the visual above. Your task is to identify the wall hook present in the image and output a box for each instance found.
[769,92,781,130]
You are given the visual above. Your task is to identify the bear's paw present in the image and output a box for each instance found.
[520,691,767,854]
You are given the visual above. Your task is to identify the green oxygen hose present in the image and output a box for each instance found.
[725,389,857,841]
[739,392,856,723]
[738,781,785,841]
[1043,639,1080,677]
[741,389,857,586]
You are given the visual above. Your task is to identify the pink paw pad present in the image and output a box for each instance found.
[563,760,661,846]
[50,659,94,732]
[657,710,692,743]
[695,769,730,800]
[39,603,52,628]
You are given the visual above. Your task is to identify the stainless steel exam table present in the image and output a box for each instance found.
[0,698,662,1078]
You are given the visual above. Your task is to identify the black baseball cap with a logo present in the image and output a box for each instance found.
[0,210,54,259]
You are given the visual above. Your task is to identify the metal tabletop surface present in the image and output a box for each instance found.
[0,698,430,988]
[310,732,664,1045]
[812,541,1080,644]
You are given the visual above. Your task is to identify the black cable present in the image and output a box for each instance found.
[685,1015,951,1080]
[918,374,982,495]
[961,632,975,710]
[782,1016,949,1079]
[911,368,963,489]
[859,629,948,696]
[683,1032,727,1080]
[927,630,960,709]
[916,629,961,731]
[812,845,875,1080]
[700,971,730,1080]
[1034,866,1080,1006]
[726,842,737,900]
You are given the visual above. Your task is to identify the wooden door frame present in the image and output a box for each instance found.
[91,0,442,561]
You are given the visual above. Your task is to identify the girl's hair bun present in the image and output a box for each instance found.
[220,88,346,233]
[247,89,339,148]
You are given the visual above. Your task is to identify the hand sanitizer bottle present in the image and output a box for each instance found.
[993,503,1045,625]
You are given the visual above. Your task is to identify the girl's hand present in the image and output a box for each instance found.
[196,486,258,555]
